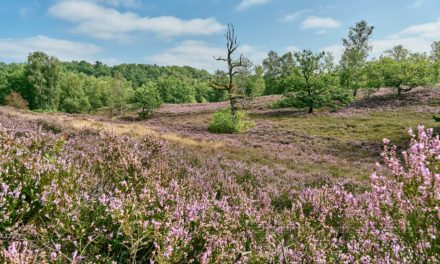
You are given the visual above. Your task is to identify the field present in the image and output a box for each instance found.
[5,87,439,187]
[1,87,439,263]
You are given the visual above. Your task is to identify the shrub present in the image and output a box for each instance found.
[0,108,439,263]
[131,82,162,118]
[208,109,253,134]
[4,91,28,109]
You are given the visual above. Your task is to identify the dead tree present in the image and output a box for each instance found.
[210,24,244,116]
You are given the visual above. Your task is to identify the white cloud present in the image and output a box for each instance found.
[396,18,440,40]
[321,44,344,61]
[301,16,341,30]
[48,1,225,41]
[236,0,271,11]
[280,9,310,23]
[147,41,266,72]
[0,35,102,62]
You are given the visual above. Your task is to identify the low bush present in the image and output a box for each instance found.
[0,110,438,263]
[4,91,28,109]
[208,109,253,134]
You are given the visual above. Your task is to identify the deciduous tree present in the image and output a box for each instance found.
[340,20,374,97]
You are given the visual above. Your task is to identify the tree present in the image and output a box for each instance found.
[25,52,62,110]
[131,82,162,118]
[106,75,133,115]
[431,41,440,61]
[340,20,374,97]
[431,41,440,84]
[210,24,246,116]
[244,66,265,99]
[384,45,410,61]
[285,49,348,114]
[156,77,196,104]
[59,72,91,113]
[367,55,433,96]
[263,51,295,94]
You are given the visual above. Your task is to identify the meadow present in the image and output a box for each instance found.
[1,87,439,263]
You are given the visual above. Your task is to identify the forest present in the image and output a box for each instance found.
[0,15,439,264]
[1,21,439,120]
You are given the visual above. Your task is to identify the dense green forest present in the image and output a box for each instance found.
[0,53,229,114]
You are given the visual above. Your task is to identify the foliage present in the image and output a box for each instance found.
[25,51,62,110]
[4,91,28,109]
[208,108,253,134]
[340,20,374,97]
[262,51,295,95]
[385,44,410,61]
[431,41,440,62]
[105,75,133,115]
[131,82,162,118]
[366,54,434,95]
[156,77,196,104]
[59,72,91,113]
[244,66,265,99]
[276,49,352,113]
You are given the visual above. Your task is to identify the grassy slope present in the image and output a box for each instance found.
[1,87,439,190]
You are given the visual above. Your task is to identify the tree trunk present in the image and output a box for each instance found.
[308,105,313,114]
[353,88,357,98]
[397,87,402,96]
[229,94,237,115]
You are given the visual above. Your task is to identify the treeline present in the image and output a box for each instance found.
[0,52,229,114]
[261,21,440,113]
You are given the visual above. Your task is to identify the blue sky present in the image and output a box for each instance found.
[1,0,439,71]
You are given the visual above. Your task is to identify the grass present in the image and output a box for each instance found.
[1,88,438,189]
[272,110,437,143]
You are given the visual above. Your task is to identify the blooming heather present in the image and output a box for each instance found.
[0,111,438,263]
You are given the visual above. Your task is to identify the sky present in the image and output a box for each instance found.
[1,0,440,72]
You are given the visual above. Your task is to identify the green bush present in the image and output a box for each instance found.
[208,109,253,134]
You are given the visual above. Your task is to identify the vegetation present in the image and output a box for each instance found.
[0,53,230,115]
[0,109,438,263]
[0,17,439,263]
[4,91,28,109]
[208,108,253,133]
[210,24,248,116]
[131,82,162,118]
[340,20,374,97]
[366,51,434,95]
[276,50,351,113]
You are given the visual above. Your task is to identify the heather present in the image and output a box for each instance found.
[0,101,439,263]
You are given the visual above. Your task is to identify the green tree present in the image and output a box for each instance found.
[156,77,196,104]
[431,41,440,61]
[25,52,62,110]
[262,51,293,95]
[367,55,433,95]
[384,45,410,61]
[280,50,351,114]
[131,82,162,118]
[431,41,440,84]
[59,72,91,113]
[340,20,374,97]
[244,66,265,99]
[106,75,133,115]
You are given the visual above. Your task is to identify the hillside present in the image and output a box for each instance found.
[3,87,438,187]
